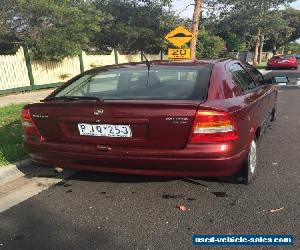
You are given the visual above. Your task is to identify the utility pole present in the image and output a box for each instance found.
[190,0,202,59]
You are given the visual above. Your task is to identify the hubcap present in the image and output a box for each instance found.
[249,141,257,174]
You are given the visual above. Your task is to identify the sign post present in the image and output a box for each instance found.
[165,26,195,60]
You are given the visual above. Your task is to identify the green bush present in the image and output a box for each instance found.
[196,29,227,59]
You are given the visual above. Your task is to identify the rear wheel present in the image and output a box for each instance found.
[238,140,257,185]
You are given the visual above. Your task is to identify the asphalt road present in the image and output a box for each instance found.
[264,65,300,85]
[0,91,300,250]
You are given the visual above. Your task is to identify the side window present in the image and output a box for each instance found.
[243,63,265,85]
[229,64,257,92]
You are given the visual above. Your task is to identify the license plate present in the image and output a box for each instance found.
[78,123,132,137]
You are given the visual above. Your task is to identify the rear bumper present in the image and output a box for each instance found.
[25,140,248,177]
[267,63,297,68]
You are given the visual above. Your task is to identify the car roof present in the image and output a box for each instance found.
[86,59,232,74]
[273,54,295,57]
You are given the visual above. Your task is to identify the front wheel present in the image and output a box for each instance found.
[239,140,257,185]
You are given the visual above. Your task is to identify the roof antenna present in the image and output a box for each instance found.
[142,51,151,87]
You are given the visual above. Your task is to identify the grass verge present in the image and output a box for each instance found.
[255,62,267,70]
[0,103,27,166]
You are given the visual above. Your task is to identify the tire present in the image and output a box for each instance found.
[271,106,277,122]
[238,140,257,185]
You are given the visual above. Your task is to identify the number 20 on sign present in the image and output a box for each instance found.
[168,48,191,60]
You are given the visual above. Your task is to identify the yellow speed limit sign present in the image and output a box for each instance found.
[168,48,191,60]
[165,26,194,60]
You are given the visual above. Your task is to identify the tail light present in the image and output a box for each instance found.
[21,108,41,137]
[189,110,238,143]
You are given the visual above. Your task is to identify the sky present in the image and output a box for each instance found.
[172,0,300,18]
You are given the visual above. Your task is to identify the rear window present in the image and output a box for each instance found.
[272,55,295,59]
[283,55,295,59]
[55,66,212,101]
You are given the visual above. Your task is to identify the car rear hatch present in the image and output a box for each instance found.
[27,63,212,150]
[29,100,201,149]
[272,56,295,64]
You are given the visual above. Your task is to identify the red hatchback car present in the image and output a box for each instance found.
[267,54,298,70]
[21,60,278,184]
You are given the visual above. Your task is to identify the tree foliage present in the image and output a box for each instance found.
[91,0,182,54]
[0,0,183,59]
[1,0,299,61]
[281,41,300,54]
[204,0,299,62]
[196,29,226,58]
[1,0,102,60]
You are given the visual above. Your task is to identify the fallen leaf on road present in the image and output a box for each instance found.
[263,207,284,213]
[177,205,189,211]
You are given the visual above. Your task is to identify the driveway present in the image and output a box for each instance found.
[0,89,54,107]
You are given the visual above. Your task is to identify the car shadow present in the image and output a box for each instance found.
[14,156,231,186]
[60,169,224,186]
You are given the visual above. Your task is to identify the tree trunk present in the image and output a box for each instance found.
[272,45,277,55]
[190,0,202,59]
[253,29,261,66]
[258,34,264,65]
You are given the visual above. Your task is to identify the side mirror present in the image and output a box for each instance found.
[271,76,289,86]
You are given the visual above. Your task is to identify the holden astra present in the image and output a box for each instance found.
[21,60,278,184]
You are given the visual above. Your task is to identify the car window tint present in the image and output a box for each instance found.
[243,63,265,85]
[56,74,119,97]
[55,66,212,101]
[229,63,257,92]
[283,55,295,59]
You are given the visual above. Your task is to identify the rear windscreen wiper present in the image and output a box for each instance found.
[43,96,102,102]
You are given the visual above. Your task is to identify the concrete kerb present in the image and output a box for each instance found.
[0,159,38,185]
[0,159,78,213]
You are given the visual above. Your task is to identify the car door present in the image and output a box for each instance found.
[242,63,275,118]
[228,63,265,130]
